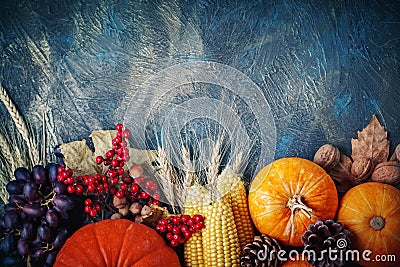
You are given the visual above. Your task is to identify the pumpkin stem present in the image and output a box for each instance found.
[369,216,385,230]
[287,194,312,219]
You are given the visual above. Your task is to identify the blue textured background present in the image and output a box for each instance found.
[1,0,400,162]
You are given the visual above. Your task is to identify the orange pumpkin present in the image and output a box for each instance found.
[54,219,181,267]
[249,157,338,246]
[337,182,400,267]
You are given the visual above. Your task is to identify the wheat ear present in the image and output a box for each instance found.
[0,84,39,166]
[205,138,221,185]
[156,146,178,213]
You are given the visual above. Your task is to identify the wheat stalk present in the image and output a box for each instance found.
[0,84,39,166]
[0,166,9,203]
[156,146,179,213]
[205,138,221,185]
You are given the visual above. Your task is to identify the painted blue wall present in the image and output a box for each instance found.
[0,0,399,162]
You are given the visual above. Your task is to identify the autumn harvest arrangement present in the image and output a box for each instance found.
[0,83,399,267]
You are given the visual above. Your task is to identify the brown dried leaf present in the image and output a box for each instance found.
[59,130,157,176]
[59,130,116,176]
[351,115,389,170]
[390,144,400,162]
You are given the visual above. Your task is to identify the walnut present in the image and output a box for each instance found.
[313,144,340,171]
[314,144,360,193]
[371,161,400,186]
[351,158,373,181]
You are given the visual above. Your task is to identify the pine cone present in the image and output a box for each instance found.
[302,220,351,267]
[240,234,282,267]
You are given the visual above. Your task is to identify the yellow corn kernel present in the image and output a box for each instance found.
[184,185,207,267]
[202,193,240,267]
[217,169,255,250]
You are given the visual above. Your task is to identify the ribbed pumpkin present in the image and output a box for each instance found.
[248,158,338,246]
[337,182,400,267]
[54,219,180,267]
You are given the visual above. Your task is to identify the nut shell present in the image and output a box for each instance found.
[371,162,400,186]
[351,158,372,180]
[313,144,340,170]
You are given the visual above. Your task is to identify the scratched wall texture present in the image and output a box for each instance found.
[0,0,400,163]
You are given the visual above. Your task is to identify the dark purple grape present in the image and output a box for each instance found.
[31,237,43,247]
[1,233,17,254]
[2,255,23,267]
[4,211,21,229]
[46,163,59,183]
[44,250,58,267]
[52,228,68,249]
[22,203,46,218]
[8,194,26,205]
[53,181,67,195]
[14,167,33,181]
[45,209,60,228]
[41,185,53,196]
[6,180,26,194]
[53,145,64,158]
[31,248,45,259]
[23,182,40,201]
[17,239,30,256]
[32,165,48,185]
[4,203,18,212]
[37,224,53,242]
[20,221,36,240]
[53,206,69,220]
[53,194,74,211]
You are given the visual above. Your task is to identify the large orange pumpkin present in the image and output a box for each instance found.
[54,219,181,267]
[337,182,400,267]
[249,158,338,246]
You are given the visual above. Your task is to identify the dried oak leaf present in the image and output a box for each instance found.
[351,115,389,180]
[58,130,116,176]
[390,144,400,162]
[59,130,157,176]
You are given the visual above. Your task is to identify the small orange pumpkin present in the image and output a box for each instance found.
[249,158,338,246]
[54,219,180,267]
[337,182,400,267]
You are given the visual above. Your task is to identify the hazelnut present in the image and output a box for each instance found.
[371,162,400,186]
[129,202,143,216]
[135,215,143,223]
[118,205,129,217]
[111,213,123,220]
[141,205,152,216]
[113,197,128,209]
[129,164,144,179]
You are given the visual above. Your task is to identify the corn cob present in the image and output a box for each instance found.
[202,193,240,267]
[184,185,208,267]
[217,169,255,250]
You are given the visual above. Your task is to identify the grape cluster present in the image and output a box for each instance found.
[156,215,205,247]
[0,164,82,267]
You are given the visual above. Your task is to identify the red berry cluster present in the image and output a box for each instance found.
[156,214,205,247]
[58,124,162,218]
